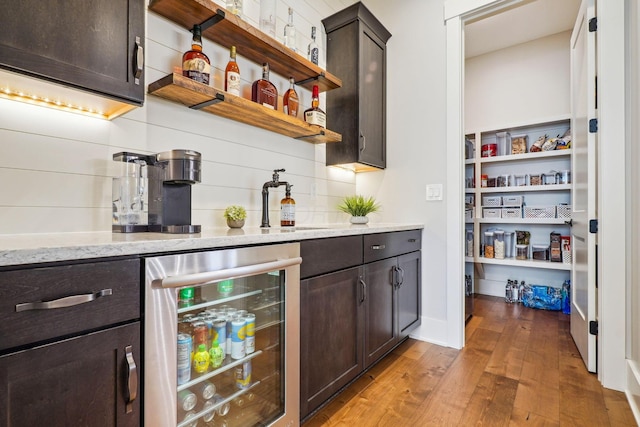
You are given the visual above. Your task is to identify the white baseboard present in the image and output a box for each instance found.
[409,316,452,348]
[627,361,640,425]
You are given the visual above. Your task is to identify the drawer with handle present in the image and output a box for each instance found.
[0,258,140,352]
[364,229,422,263]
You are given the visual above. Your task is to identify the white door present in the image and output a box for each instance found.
[570,0,597,373]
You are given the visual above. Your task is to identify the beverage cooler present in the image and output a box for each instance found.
[144,243,302,427]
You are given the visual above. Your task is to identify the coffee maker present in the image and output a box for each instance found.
[112,149,202,234]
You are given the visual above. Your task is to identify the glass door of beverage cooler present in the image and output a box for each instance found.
[144,244,301,427]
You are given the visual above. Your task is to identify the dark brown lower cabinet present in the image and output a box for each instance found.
[363,257,397,368]
[300,230,422,421]
[300,266,364,418]
[0,322,140,427]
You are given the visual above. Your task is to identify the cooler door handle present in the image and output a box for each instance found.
[360,131,366,152]
[161,257,302,288]
[125,345,138,414]
[15,289,112,312]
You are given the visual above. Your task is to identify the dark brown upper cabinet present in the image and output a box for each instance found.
[323,2,391,172]
[0,0,145,119]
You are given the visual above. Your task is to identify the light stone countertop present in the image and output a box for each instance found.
[0,223,424,267]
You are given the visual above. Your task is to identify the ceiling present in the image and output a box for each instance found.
[465,0,582,58]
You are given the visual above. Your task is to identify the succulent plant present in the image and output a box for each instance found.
[337,195,380,217]
[223,205,247,221]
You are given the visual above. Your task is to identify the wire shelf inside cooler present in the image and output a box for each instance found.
[177,350,263,393]
[177,288,263,314]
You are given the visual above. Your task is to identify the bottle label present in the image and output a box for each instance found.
[305,110,326,128]
[226,72,241,96]
[281,204,295,221]
[310,48,319,65]
[183,59,211,84]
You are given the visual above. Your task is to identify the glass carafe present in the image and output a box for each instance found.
[112,160,148,229]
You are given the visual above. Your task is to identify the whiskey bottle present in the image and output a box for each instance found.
[280,184,295,227]
[182,24,210,85]
[307,26,319,65]
[304,85,326,128]
[225,46,241,96]
[251,63,278,109]
[283,77,299,118]
[284,7,297,52]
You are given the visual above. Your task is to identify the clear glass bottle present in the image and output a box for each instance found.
[259,0,276,38]
[280,184,295,227]
[308,26,319,64]
[304,85,326,128]
[283,77,299,117]
[251,63,277,109]
[284,7,297,51]
[225,45,241,96]
[182,24,210,85]
[225,0,243,16]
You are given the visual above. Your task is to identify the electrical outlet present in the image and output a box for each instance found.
[426,184,443,201]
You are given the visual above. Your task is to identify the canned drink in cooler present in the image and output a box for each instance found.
[177,333,192,385]
[235,360,251,389]
[244,313,255,354]
[212,318,226,356]
[180,410,198,427]
[192,321,208,350]
[177,389,197,412]
[196,380,216,400]
[217,401,231,417]
[225,315,233,355]
[202,399,216,423]
[231,316,246,359]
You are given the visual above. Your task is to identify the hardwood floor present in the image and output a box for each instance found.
[303,294,637,426]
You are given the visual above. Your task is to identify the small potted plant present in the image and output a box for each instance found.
[224,205,247,228]
[338,195,380,224]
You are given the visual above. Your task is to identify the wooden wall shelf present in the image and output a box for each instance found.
[148,73,342,144]
[148,0,342,92]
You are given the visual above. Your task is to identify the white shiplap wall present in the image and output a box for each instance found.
[0,0,357,234]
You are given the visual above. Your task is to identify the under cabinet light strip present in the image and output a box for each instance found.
[0,86,107,119]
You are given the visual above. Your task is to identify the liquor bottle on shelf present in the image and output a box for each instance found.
[182,24,210,85]
[280,184,295,227]
[225,45,241,96]
[304,85,326,128]
[225,0,242,16]
[283,77,299,117]
[308,26,319,65]
[251,63,278,110]
[284,7,297,52]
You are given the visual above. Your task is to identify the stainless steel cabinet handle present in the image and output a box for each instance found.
[125,345,138,414]
[15,289,112,312]
[360,278,367,303]
[397,266,405,287]
[133,36,144,85]
[371,244,385,250]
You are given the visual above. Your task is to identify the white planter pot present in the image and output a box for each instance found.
[349,216,369,224]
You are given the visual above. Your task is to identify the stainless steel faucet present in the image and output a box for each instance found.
[261,168,289,227]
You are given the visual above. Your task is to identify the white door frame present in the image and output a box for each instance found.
[444,0,627,391]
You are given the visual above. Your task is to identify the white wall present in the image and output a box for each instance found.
[465,30,572,131]
[0,0,359,234]
[356,0,451,345]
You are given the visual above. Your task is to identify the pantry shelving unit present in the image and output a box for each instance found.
[465,115,572,296]
[147,0,343,144]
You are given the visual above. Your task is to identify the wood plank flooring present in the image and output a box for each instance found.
[303,295,637,426]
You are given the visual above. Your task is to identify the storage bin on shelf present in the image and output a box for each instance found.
[502,195,523,207]
[556,205,571,218]
[532,244,550,261]
[502,207,522,218]
[524,206,556,219]
[483,208,502,219]
[482,196,502,207]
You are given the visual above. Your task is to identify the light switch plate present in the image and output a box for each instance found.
[426,184,443,201]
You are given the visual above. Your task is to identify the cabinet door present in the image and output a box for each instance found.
[0,322,140,427]
[397,251,421,339]
[0,0,145,105]
[300,267,364,419]
[358,25,386,169]
[363,258,396,368]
